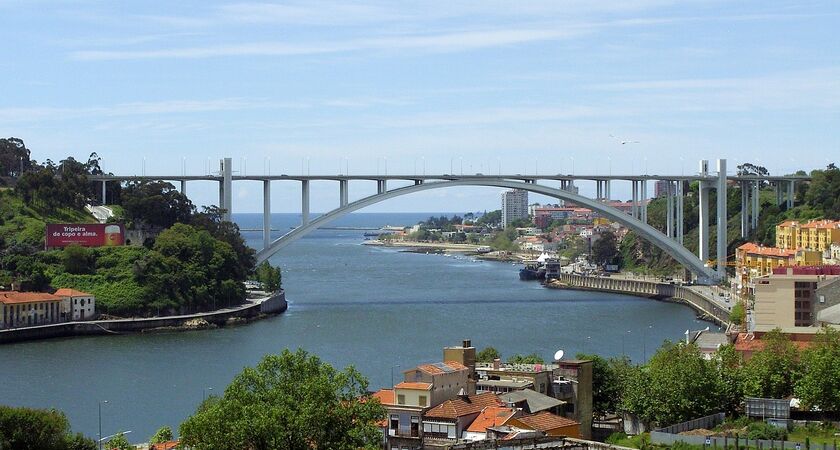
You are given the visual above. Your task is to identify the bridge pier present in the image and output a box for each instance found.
[698,160,710,265]
[180,180,186,196]
[263,180,271,250]
[787,180,795,209]
[752,180,759,229]
[101,180,107,205]
[377,179,387,194]
[666,181,674,238]
[596,181,602,200]
[605,180,610,201]
[716,159,728,276]
[220,157,233,222]
[301,180,310,225]
[640,179,648,223]
[340,180,349,207]
[740,181,749,238]
[631,180,638,219]
[676,180,684,244]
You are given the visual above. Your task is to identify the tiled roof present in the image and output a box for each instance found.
[394,382,432,390]
[466,406,517,432]
[413,361,468,375]
[734,333,811,352]
[515,411,579,431]
[150,441,180,450]
[372,389,395,405]
[424,392,502,419]
[54,288,92,297]
[737,243,796,257]
[801,220,840,229]
[0,291,64,305]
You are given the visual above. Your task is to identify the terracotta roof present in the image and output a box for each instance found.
[150,441,180,450]
[777,220,800,228]
[54,288,92,297]
[424,392,502,419]
[0,291,64,305]
[372,389,395,405]
[412,361,468,375]
[801,220,840,229]
[515,411,579,432]
[466,406,517,432]
[737,243,796,257]
[394,382,432,390]
[734,333,812,352]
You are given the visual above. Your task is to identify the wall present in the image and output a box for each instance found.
[0,291,287,344]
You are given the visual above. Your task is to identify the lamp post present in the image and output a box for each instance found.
[203,387,213,402]
[98,400,108,450]
[390,364,400,388]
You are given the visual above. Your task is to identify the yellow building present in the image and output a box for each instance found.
[776,220,840,252]
[735,243,822,294]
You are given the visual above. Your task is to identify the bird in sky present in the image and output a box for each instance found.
[609,134,640,145]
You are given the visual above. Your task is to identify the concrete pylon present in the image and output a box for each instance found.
[716,159,728,277]
[222,157,233,222]
[263,180,271,250]
[698,160,710,265]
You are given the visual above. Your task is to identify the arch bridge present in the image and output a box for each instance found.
[89,158,811,284]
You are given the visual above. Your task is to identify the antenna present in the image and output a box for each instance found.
[553,349,564,361]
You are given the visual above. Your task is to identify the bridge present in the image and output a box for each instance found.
[89,158,810,284]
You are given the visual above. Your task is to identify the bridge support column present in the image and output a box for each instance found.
[752,180,759,229]
[263,180,271,250]
[631,181,638,219]
[716,159,728,277]
[774,182,783,206]
[180,180,186,196]
[222,157,233,222]
[377,179,387,194]
[640,180,648,223]
[676,180,684,244]
[340,180,349,207]
[301,180,310,225]
[740,181,749,238]
[101,180,107,205]
[666,181,674,238]
[596,181,602,200]
[605,180,611,201]
[787,180,795,209]
[698,160,710,265]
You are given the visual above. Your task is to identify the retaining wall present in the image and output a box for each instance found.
[0,291,287,344]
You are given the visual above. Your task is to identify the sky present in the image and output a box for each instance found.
[1,0,838,213]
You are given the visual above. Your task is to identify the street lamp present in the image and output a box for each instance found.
[203,387,213,402]
[98,400,108,450]
[390,364,400,388]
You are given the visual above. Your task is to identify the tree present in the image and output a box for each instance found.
[507,353,544,364]
[0,405,95,450]
[577,353,628,417]
[476,347,501,363]
[0,137,31,177]
[150,426,174,444]
[742,328,801,399]
[713,344,744,415]
[729,302,745,326]
[105,432,132,450]
[254,261,282,292]
[121,181,195,229]
[62,244,94,275]
[623,342,722,426]
[475,210,502,227]
[794,327,840,411]
[592,230,620,266]
[180,349,385,450]
[804,165,840,219]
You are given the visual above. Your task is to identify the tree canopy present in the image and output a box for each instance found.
[179,349,385,450]
[794,327,840,411]
[742,328,800,399]
[0,405,96,450]
[476,346,501,363]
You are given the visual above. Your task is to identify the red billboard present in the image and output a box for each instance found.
[45,224,125,248]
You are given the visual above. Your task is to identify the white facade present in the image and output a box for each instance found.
[501,189,528,227]
[59,294,95,321]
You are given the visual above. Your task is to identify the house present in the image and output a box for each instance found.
[403,361,471,407]
[506,411,581,438]
[0,292,65,328]
[461,406,518,442]
[374,387,425,450]
[423,392,502,448]
[54,288,96,321]
[498,389,565,415]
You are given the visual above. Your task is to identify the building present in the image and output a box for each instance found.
[533,207,575,228]
[505,411,581,439]
[498,389,565,415]
[375,387,426,450]
[776,219,840,252]
[753,267,840,329]
[501,190,528,227]
[403,361,472,407]
[461,406,519,442]
[443,340,477,395]
[654,180,670,198]
[735,243,822,294]
[0,292,65,328]
[422,392,502,448]
[54,288,96,321]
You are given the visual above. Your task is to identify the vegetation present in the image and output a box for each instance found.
[476,346,501,363]
[729,302,746,326]
[0,405,96,450]
[794,327,840,411]
[742,329,800,399]
[105,432,132,450]
[591,230,620,266]
[474,209,501,227]
[149,426,174,444]
[179,349,385,450]
[576,353,632,417]
[254,261,283,292]
[506,353,544,364]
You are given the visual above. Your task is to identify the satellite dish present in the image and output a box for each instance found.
[554,350,564,361]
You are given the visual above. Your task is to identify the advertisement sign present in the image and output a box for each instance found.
[45,224,125,248]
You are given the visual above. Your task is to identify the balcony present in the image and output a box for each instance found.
[388,428,420,439]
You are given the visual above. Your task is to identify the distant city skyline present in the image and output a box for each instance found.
[1,1,837,212]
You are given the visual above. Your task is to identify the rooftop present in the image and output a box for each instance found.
[737,242,796,257]
[424,392,502,419]
[410,361,468,375]
[372,389,395,405]
[498,389,565,414]
[394,382,432,391]
[514,411,580,432]
[466,406,517,432]
[0,291,64,305]
[53,288,93,297]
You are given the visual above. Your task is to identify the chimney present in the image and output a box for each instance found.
[493,358,501,370]
[463,339,471,348]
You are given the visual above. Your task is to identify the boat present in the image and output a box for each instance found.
[519,261,546,281]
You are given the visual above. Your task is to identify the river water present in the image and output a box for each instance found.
[0,213,708,442]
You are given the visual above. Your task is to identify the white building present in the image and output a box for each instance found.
[501,189,528,227]
[55,288,95,321]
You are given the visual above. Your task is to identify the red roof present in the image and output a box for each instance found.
[54,288,92,297]
[737,243,796,257]
[514,411,579,432]
[466,406,517,432]
[0,291,64,305]
[395,382,432,390]
[150,441,180,450]
[372,389,395,405]
[734,333,812,353]
[424,392,502,419]
[412,361,468,375]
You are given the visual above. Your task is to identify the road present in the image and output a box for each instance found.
[86,205,113,223]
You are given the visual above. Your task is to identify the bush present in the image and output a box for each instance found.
[747,421,787,441]
[730,302,746,326]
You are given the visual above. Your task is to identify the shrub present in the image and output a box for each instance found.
[747,421,787,441]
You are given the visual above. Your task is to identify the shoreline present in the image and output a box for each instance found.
[363,239,533,261]
[0,291,288,345]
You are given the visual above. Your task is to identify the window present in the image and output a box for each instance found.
[410,416,419,437]
[397,394,405,405]
[820,295,826,304]
[418,395,427,407]
[390,414,399,431]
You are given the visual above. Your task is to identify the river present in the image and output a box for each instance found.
[0,213,709,442]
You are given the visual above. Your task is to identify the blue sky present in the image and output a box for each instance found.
[1,1,838,213]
